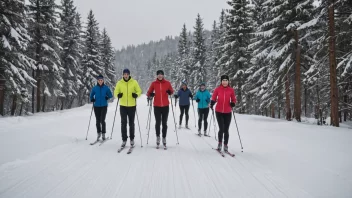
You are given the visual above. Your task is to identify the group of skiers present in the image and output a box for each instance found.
[89,69,236,152]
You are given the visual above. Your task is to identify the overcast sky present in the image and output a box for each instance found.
[72,0,229,50]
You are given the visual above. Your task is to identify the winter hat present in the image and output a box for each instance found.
[200,82,206,86]
[221,75,229,81]
[123,68,130,75]
[181,81,187,86]
[156,70,164,75]
[97,74,104,80]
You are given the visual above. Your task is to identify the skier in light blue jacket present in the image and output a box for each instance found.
[194,82,211,135]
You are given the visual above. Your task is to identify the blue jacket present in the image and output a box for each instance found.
[194,89,211,109]
[177,88,192,106]
[90,83,113,107]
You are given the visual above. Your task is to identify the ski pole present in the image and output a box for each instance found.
[110,97,120,139]
[232,109,243,152]
[211,109,217,141]
[85,103,94,140]
[147,97,153,144]
[170,96,179,144]
[191,99,196,128]
[146,99,151,129]
[135,98,143,147]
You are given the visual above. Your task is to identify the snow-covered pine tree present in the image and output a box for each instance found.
[221,0,252,113]
[27,0,64,112]
[207,20,220,92]
[191,14,207,93]
[59,0,82,109]
[176,24,191,87]
[100,28,116,91]
[0,0,36,116]
[81,10,103,103]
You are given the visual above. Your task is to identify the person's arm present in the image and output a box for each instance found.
[114,81,120,98]
[146,82,155,97]
[90,87,95,101]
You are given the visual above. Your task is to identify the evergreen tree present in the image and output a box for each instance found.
[27,0,64,112]
[60,0,82,109]
[81,10,103,102]
[0,0,36,116]
[101,28,116,91]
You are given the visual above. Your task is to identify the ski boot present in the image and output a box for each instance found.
[224,144,228,152]
[156,136,161,145]
[97,132,102,141]
[217,142,222,151]
[102,133,106,141]
[130,139,135,147]
[121,141,127,148]
[162,137,167,146]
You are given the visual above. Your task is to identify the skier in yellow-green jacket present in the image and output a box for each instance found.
[114,69,142,148]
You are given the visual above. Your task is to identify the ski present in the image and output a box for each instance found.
[99,137,110,146]
[90,140,100,145]
[127,146,134,154]
[212,148,225,157]
[117,146,126,153]
[225,151,235,157]
[196,133,202,137]
[204,135,211,137]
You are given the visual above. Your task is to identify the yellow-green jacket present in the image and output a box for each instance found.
[114,77,142,107]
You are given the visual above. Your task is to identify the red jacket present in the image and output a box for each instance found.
[211,85,236,113]
[147,78,174,107]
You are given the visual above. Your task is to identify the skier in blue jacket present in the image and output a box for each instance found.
[89,74,113,141]
[194,82,211,135]
[174,81,193,129]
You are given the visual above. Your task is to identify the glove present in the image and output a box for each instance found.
[149,93,155,97]
[196,99,200,103]
[132,93,138,98]
[105,96,109,100]
[166,90,172,95]
[174,95,179,99]
[117,93,123,98]
[189,93,193,98]
[206,99,210,103]
[230,102,236,107]
[91,98,96,103]
[210,100,216,110]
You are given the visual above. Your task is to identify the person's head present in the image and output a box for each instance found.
[221,75,229,87]
[123,69,130,80]
[200,82,206,91]
[97,74,104,86]
[156,70,164,80]
[181,81,187,90]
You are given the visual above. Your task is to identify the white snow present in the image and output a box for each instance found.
[0,95,351,197]
[1,35,11,50]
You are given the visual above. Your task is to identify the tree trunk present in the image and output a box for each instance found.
[285,67,291,121]
[271,103,275,118]
[278,95,281,119]
[11,94,17,116]
[32,69,35,114]
[328,0,339,127]
[61,98,64,110]
[344,94,347,122]
[19,103,23,116]
[36,71,41,112]
[294,30,301,122]
[304,87,307,117]
[0,77,5,116]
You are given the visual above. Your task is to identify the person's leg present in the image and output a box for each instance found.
[223,113,232,145]
[161,106,169,138]
[127,106,136,141]
[179,106,185,125]
[120,106,128,142]
[216,112,225,143]
[154,107,162,137]
[185,105,190,126]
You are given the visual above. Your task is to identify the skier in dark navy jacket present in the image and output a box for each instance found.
[174,81,193,129]
[89,74,113,141]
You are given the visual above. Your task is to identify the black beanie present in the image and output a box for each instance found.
[221,75,229,81]
[156,70,164,75]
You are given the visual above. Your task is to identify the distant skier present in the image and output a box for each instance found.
[146,70,174,148]
[210,75,236,152]
[174,81,192,129]
[194,82,211,135]
[89,74,113,141]
[114,69,142,148]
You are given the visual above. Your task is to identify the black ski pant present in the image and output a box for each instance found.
[216,112,232,145]
[120,106,136,141]
[154,106,169,138]
[198,108,209,131]
[179,105,189,125]
[94,106,107,134]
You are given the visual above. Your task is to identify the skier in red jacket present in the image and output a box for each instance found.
[210,75,236,152]
[146,70,174,147]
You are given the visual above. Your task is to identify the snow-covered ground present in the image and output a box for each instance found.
[0,95,351,198]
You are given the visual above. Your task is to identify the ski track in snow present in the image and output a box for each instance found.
[0,95,351,198]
